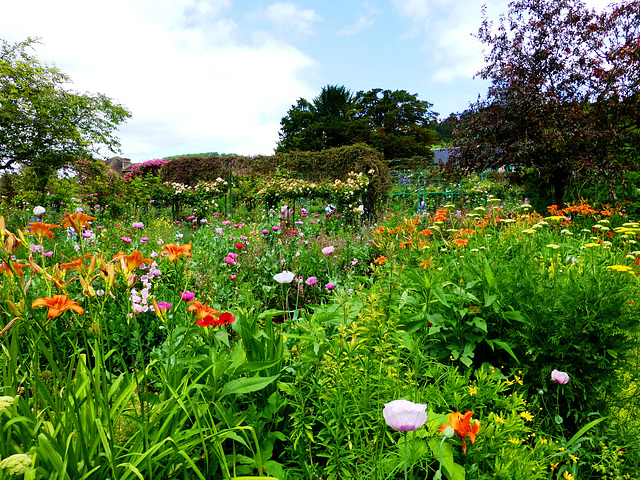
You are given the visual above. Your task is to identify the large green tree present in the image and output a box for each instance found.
[447,0,639,207]
[0,38,131,193]
[277,85,438,160]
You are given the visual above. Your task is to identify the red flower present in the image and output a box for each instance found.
[219,312,236,324]
[235,243,243,249]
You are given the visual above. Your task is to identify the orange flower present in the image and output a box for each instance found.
[451,238,469,247]
[0,262,30,278]
[374,256,388,265]
[27,221,61,240]
[59,254,91,272]
[374,226,386,234]
[32,294,84,319]
[438,411,481,453]
[188,300,221,327]
[161,243,192,261]
[418,229,433,237]
[61,212,96,235]
[399,241,414,248]
[419,259,434,269]
[113,250,152,276]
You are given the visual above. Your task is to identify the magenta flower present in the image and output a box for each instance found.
[141,237,149,243]
[306,276,318,286]
[30,245,44,253]
[551,370,570,384]
[383,399,428,432]
[272,225,280,231]
[187,216,195,220]
[261,229,269,234]
[155,301,172,313]
[43,251,53,257]
[121,237,132,243]
[322,246,335,255]
[180,290,195,302]
[325,283,335,290]
[230,274,237,280]
[222,220,231,226]
[132,222,145,229]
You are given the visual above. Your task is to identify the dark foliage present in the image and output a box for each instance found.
[447,0,640,207]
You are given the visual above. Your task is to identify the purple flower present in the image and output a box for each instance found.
[322,246,335,255]
[325,283,335,290]
[180,290,195,302]
[121,237,132,243]
[383,399,428,432]
[261,229,269,234]
[272,225,280,231]
[43,251,53,257]
[132,222,145,229]
[30,245,44,253]
[305,276,318,286]
[551,370,570,384]
[141,237,149,243]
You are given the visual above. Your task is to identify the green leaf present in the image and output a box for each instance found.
[220,375,280,397]
[428,437,466,480]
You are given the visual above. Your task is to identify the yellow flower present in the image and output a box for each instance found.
[494,415,506,425]
[569,454,579,462]
[508,438,521,444]
[520,411,534,422]
[550,462,559,470]
[514,374,523,385]
[563,471,574,480]
[539,437,548,444]
[469,386,478,396]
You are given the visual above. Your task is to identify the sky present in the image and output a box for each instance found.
[1,0,613,162]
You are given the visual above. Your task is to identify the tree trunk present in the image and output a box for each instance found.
[552,175,566,209]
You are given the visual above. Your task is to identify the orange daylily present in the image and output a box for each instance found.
[59,254,91,272]
[439,411,481,453]
[32,294,84,319]
[187,300,221,327]
[161,243,192,261]
[27,221,61,240]
[61,212,96,235]
[451,238,469,247]
[373,256,388,265]
[113,250,152,276]
[399,241,414,248]
[0,262,30,278]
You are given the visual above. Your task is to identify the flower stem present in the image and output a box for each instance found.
[404,430,408,480]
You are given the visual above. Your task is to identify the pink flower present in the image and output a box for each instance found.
[222,220,231,226]
[261,229,269,234]
[43,251,53,257]
[305,276,318,286]
[551,370,570,384]
[325,283,335,290]
[121,237,132,243]
[187,216,195,220]
[290,230,297,235]
[322,246,335,255]
[230,274,237,280]
[180,290,195,302]
[141,237,149,243]
[132,222,145,229]
[155,301,172,313]
[272,226,280,231]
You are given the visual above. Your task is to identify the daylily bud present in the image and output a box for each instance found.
[4,232,20,254]
[441,426,455,438]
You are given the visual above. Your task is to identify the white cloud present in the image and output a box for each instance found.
[0,0,319,160]
[265,2,322,35]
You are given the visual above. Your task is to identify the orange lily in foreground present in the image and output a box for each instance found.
[113,250,152,277]
[61,212,96,236]
[27,221,61,240]
[187,300,221,327]
[161,243,192,261]
[0,262,30,278]
[32,294,84,319]
[438,411,481,453]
